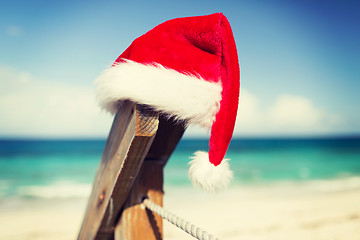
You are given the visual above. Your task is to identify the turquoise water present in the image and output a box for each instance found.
[0,137,359,199]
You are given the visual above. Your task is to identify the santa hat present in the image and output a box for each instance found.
[95,13,240,192]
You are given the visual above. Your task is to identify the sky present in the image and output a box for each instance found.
[0,0,359,138]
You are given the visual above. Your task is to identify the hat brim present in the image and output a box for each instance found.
[95,59,222,128]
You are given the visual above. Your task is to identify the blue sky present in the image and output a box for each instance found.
[0,0,359,138]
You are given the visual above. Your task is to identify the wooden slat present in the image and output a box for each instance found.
[114,116,186,240]
[77,102,159,240]
[114,161,164,240]
[146,116,186,163]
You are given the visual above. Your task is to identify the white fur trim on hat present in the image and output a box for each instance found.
[95,59,222,128]
[188,151,233,192]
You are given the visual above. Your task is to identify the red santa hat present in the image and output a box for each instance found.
[95,13,240,192]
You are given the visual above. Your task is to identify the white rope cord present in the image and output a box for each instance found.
[142,198,219,240]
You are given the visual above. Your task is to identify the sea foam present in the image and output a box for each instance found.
[306,176,360,192]
[17,181,92,199]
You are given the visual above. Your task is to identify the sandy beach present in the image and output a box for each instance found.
[164,184,360,240]
[1,183,359,240]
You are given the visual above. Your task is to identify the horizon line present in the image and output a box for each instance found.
[0,133,359,141]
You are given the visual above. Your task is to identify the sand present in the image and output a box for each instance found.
[163,185,360,240]
[1,184,359,240]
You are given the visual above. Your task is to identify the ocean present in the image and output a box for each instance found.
[0,137,359,200]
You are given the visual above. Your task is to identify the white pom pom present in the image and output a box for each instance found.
[188,151,233,192]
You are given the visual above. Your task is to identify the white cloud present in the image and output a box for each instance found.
[5,25,22,36]
[233,90,340,136]
[0,66,344,138]
[237,89,261,126]
[186,89,342,137]
[0,66,112,137]
[267,95,322,127]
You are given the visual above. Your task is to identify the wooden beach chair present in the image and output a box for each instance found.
[78,101,185,240]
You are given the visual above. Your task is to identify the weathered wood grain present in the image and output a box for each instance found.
[77,101,159,240]
[114,116,186,240]
[114,161,164,240]
[146,116,186,163]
